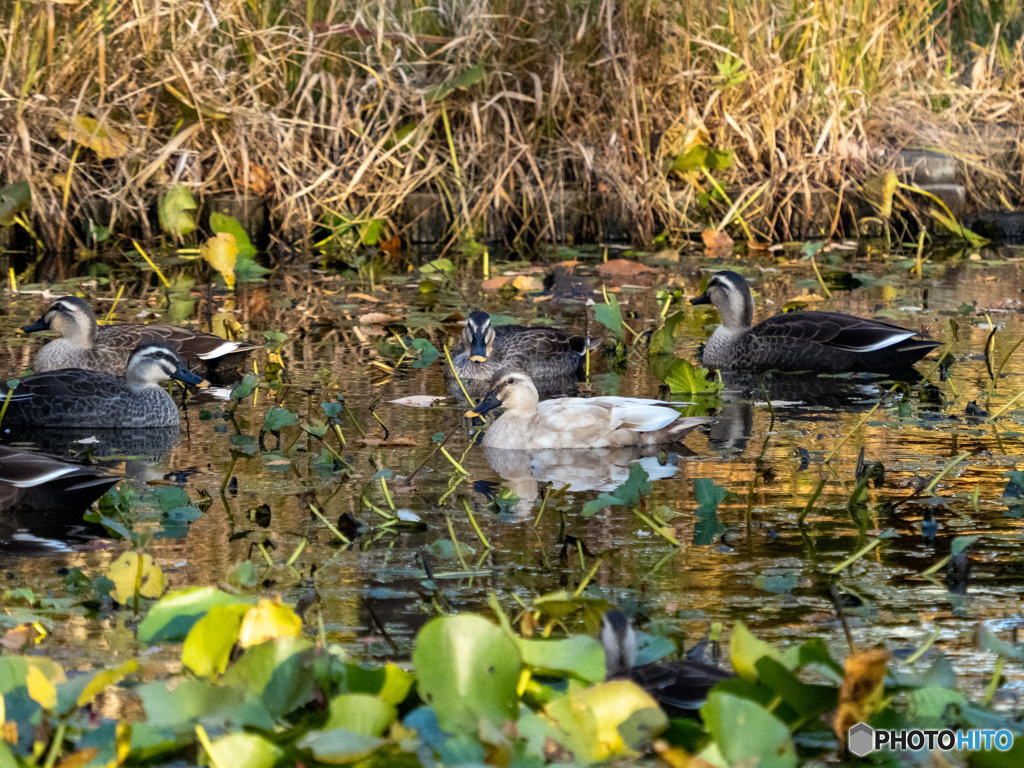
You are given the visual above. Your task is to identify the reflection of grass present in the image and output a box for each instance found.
[4,0,1024,248]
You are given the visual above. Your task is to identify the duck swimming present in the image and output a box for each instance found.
[690,271,939,374]
[0,342,204,428]
[22,296,255,378]
[448,311,597,383]
[601,610,733,716]
[0,446,120,513]
[465,371,710,450]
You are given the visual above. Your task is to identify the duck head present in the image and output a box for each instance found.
[464,371,538,418]
[600,609,638,676]
[463,311,496,363]
[21,296,97,348]
[689,271,754,331]
[125,342,206,388]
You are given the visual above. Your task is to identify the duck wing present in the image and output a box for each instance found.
[754,312,917,352]
[97,325,255,359]
[3,369,126,400]
[622,660,733,713]
[496,326,577,356]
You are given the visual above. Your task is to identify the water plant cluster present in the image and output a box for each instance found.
[2,0,1024,251]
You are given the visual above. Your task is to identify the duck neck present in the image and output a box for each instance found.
[718,288,754,332]
[62,317,97,349]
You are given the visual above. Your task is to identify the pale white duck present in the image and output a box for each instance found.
[466,372,711,450]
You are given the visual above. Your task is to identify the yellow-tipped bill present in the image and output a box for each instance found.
[470,355,487,363]
[465,409,481,418]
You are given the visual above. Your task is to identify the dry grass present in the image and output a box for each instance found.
[1,0,1023,252]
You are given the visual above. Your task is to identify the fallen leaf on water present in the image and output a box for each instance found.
[512,275,543,292]
[389,395,447,407]
[200,232,238,290]
[0,626,30,652]
[360,437,417,446]
[596,259,661,277]
[359,312,402,325]
[348,293,381,303]
[481,276,512,291]
[702,229,734,251]
[787,291,826,303]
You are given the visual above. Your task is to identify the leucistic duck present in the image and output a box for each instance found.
[601,609,733,716]
[0,342,204,428]
[690,271,939,374]
[448,311,598,383]
[22,296,255,379]
[465,371,710,450]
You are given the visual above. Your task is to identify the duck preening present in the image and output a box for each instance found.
[448,311,598,383]
[465,371,710,450]
[690,271,939,374]
[601,610,733,716]
[22,296,256,379]
[0,342,204,428]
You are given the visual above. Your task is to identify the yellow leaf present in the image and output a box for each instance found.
[834,648,890,749]
[107,552,166,606]
[56,115,130,160]
[512,275,543,292]
[238,598,302,648]
[201,232,238,289]
[77,660,138,707]
[730,621,786,682]
[26,666,56,711]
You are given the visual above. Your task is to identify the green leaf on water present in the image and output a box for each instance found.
[263,407,297,433]
[648,312,683,356]
[581,464,650,517]
[594,293,623,342]
[139,587,256,645]
[427,539,474,560]
[701,692,797,768]
[181,603,251,677]
[665,359,722,394]
[695,478,733,515]
[152,487,190,513]
[412,614,521,734]
[420,257,455,275]
[297,728,384,764]
[951,535,980,556]
[752,572,798,594]
[322,693,397,737]
[517,635,606,683]
[231,373,258,401]
[205,732,283,768]
[158,184,196,239]
[412,338,440,368]
[235,252,271,284]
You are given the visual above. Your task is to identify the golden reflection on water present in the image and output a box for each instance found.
[2,255,1024,701]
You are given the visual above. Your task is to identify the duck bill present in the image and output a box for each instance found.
[689,292,712,306]
[468,338,488,363]
[171,364,206,386]
[464,389,501,419]
[20,316,49,333]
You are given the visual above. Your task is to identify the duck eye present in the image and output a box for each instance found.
[507,378,514,384]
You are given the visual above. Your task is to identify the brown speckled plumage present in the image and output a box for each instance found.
[691,271,938,374]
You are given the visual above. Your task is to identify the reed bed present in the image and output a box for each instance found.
[1,0,1023,252]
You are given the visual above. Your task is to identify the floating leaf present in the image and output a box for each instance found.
[702,229,734,251]
[665,359,722,395]
[701,692,797,768]
[237,598,302,648]
[157,184,196,239]
[412,614,521,734]
[205,732,283,768]
[594,293,623,342]
[420,257,455,274]
[107,552,165,605]
[263,407,297,433]
[201,232,238,289]
[297,728,384,764]
[323,694,397,737]
[517,635,606,683]
[77,660,138,707]
[730,621,790,682]
[649,312,683,356]
[209,212,257,258]
[56,115,130,160]
[181,603,251,677]
[139,587,255,645]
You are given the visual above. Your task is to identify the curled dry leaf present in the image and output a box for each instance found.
[702,229,734,251]
[481,276,512,291]
[348,293,381,303]
[834,648,890,749]
[788,291,826,303]
[596,259,661,277]
[512,275,544,292]
[56,115,131,160]
[359,312,402,325]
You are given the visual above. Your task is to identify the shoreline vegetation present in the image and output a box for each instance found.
[1,0,1024,254]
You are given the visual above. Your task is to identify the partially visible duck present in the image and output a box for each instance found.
[0,446,119,512]
[690,271,939,374]
[465,371,710,450]
[0,342,204,428]
[601,609,733,716]
[448,311,598,383]
[22,296,255,379]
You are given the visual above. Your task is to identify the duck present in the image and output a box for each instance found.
[21,296,256,379]
[0,341,204,428]
[0,446,119,513]
[689,271,939,374]
[448,311,598,383]
[465,371,711,450]
[601,609,733,716]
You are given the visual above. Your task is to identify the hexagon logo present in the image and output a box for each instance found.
[848,723,875,757]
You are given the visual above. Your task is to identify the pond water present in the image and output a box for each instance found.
[2,246,1024,715]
